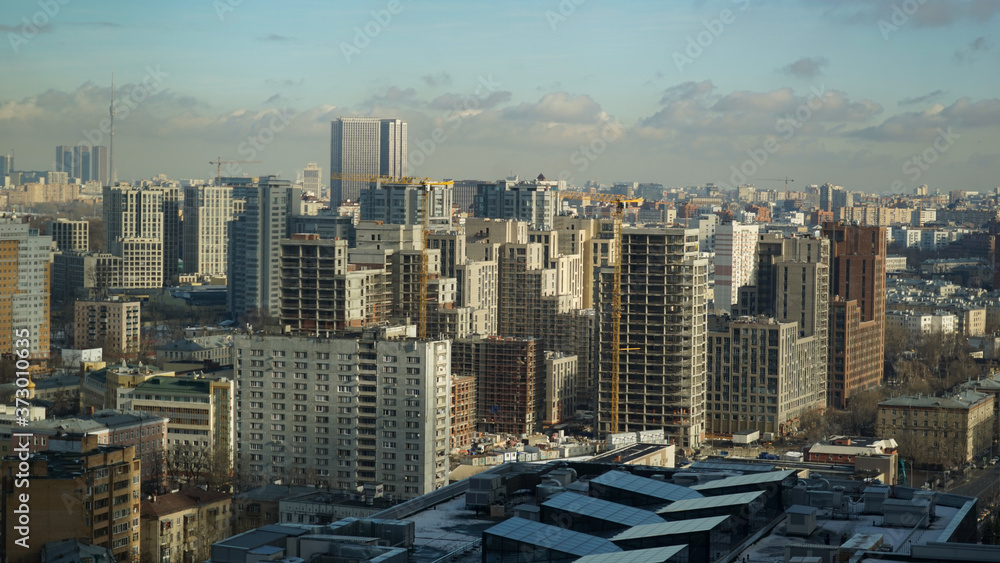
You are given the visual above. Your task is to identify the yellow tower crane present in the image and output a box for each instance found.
[329,172,453,339]
[556,191,643,435]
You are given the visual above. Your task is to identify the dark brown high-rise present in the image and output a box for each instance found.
[822,222,886,409]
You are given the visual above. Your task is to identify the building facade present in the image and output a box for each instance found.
[329,117,407,203]
[232,327,451,499]
[0,217,52,362]
[596,228,709,449]
[103,185,164,288]
[877,390,995,467]
[49,218,89,251]
[2,442,141,563]
[74,298,141,359]
[182,185,233,276]
[228,178,290,319]
[823,222,886,409]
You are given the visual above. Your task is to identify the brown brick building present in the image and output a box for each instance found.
[2,440,141,563]
[451,374,477,452]
[823,222,886,409]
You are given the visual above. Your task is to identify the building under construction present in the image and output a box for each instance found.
[597,227,709,450]
[453,336,546,436]
[278,235,390,333]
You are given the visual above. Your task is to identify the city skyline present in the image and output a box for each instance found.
[0,1,996,191]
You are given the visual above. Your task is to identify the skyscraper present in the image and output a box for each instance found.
[822,222,886,409]
[329,117,407,203]
[55,145,108,184]
[0,152,13,183]
[597,227,709,449]
[302,162,322,197]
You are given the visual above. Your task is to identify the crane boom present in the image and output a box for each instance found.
[210,157,260,184]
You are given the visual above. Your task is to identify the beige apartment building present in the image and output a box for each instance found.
[877,389,995,467]
[74,298,141,359]
[140,489,232,563]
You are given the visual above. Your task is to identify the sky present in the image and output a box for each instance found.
[0,0,998,193]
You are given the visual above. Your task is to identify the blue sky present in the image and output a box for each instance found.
[1,0,998,192]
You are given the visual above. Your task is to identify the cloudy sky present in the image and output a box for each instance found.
[1,0,998,192]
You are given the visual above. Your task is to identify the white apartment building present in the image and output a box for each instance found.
[183,185,233,276]
[714,221,759,313]
[233,326,451,500]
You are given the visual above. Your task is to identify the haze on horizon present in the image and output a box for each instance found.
[1,0,998,193]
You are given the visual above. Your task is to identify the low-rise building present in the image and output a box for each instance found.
[74,298,141,360]
[140,489,233,563]
[877,390,995,467]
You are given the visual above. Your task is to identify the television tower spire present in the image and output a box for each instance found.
[109,71,115,186]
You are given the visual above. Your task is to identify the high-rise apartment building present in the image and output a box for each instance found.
[0,217,52,362]
[474,178,559,230]
[74,298,141,359]
[714,220,759,313]
[228,177,290,319]
[56,145,108,184]
[330,117,407,203]
[103,185,164,288]
[596,228,708,449]
[154,186,182,283]
[183,185,233,276]
[232,326,451,498]
[48,218,89,251]
[360,180,453,227]
[2,441,141,563]
[823,222,886,409]
[709,234,830,437]
[278,235,390,333]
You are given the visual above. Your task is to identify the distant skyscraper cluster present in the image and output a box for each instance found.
[56,145,108,185]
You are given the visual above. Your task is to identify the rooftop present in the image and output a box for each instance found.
[484,517,621,557]
[590,470,704,503]
[690,469,797,492]
[543,492,665,527]
[610,515,729,540]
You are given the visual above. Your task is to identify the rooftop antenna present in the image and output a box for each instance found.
[109,70,116,186]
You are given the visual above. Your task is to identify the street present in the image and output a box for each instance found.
[949,464,1000,504]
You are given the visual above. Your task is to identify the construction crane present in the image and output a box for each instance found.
[210,157,260,184]
[329,172,453,339]
[556,191,643,435]
[755,177,795,201]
